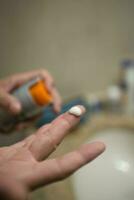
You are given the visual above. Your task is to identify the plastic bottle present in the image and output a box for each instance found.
[0,77,52,132]
[107,85,122,113]
[125,64,134,115]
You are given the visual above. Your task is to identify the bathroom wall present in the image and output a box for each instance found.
[0,0,134,98]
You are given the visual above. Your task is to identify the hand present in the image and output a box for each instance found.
[0,69,62,131]
[0,106,105,200]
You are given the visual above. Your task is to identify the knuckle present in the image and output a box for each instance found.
[60,115,72,129]
[53,159,66,180]
[39,69,54,81]
[45,130,57,148]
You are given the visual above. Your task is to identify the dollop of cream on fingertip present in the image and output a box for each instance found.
[68,106,84,117]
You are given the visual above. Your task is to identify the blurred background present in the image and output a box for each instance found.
[0,0,134,97]
[1,0,134,200]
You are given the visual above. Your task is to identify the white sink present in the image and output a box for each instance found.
[72,128,134,200]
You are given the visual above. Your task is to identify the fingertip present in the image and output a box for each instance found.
[77,105,86,114]
[54,105,61,113]
[87,141,106,155]
[68,105,86,117]
[53,102,62,114]
[9,101,22,115]
[92,142,106,158]
[96,141,106,153]
[79,141,106,164]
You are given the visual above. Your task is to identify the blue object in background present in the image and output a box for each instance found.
[121,59,133,69]
[36,97,90,128]
[121,59,134,70]
[120,59,134,90]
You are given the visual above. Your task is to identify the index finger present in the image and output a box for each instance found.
[28,105,86,161]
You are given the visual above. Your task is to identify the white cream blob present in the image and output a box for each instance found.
[68,106,83,116]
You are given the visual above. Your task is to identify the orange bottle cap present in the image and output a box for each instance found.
[29,80,52,106]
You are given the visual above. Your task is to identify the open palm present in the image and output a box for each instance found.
[0,106,105,200]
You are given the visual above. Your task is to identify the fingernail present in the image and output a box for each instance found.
[68,105,86,117]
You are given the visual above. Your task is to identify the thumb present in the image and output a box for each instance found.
[0,90,21,114]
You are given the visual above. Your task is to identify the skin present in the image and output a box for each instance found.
[0,69,62,131]
[0,106,105,200]
[0,71,105,199]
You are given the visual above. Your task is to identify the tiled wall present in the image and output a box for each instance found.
[0,0,134,98]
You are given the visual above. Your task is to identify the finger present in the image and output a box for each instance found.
[2,69,50,90]
[0,90,21,114]
[29,105,86,161]
[4,69,62,112]
[5,69,55,91]
[32,70,62,113]
[29,142,105,190]
[42,73,62,113]
[50,87,62,113]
